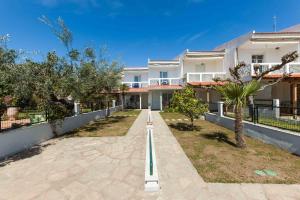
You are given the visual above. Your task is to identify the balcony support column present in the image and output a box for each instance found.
[139,93,142,110]
[291,83,298,119]
[206,89,210,103]
[160,91,163,111]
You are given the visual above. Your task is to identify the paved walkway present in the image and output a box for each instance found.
[152,111,300,200]
[0,110,157,200]
[0,110,299,199]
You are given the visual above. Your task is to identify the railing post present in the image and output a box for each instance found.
[273,99,280,119]
[217,101,224,117]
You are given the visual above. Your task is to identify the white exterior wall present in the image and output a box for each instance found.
[123,71,148,82]
[0,106,122,159]
[183,59,224,74]
[238,44,298,64]
[148,67,180,78]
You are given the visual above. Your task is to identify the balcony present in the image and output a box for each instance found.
[250,63,300,76]
[185,72,226,83]
[122,81,149,88]
[148,78,183,86]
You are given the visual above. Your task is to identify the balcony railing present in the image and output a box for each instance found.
[186,72,226,83]
[122,81,149,88]
[148,78,183,86]
[250,63,300,76]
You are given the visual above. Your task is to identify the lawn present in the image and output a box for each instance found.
[160,112,300,184]
[67,109,141,137]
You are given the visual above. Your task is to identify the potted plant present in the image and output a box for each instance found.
[4,95,19,121]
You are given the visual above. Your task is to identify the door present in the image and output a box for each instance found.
[162,93,173,109]
[160,71,169,85]
[133,75,141,88]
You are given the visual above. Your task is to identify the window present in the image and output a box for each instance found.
[252,55,264,63]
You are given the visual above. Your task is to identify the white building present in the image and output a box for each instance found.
[122,24,300,110]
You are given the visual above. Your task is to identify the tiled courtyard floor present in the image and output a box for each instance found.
[0,110,157,200]
[0,110,299,199]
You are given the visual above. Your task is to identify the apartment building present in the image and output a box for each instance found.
[122,24,300,110]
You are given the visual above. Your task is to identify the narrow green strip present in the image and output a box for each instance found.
[149,131,153,176]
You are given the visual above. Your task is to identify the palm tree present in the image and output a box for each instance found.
[120,84,129,110]
[215,80,261,148]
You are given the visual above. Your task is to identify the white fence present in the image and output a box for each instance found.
[0,106,122,159]
[186,72,226,82]
[250,62,300,76]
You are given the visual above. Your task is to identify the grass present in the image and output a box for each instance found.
[160,112,300,184]
[66,109,141,137]
[225,112,300,133]
[259,117,300,133]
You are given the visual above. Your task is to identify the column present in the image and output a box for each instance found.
[148,92,152,110]
[206,89,210,103]
[292,83,298,118]
[112,100,116,108]
[273,99,280,119]
[159,91,163,111]
[139,93,142,110]
[217,101,224,117]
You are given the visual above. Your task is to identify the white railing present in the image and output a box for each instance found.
[186,72,226,83]
[122,81,148,88]
[250,63,300,76]
[148,78,182,86]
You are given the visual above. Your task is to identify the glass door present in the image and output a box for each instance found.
[133,75,141,88]
[160,71,168,85]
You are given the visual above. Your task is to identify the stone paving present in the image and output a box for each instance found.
[0,110,157,200]
[152,111,300,200]
[0,110,300,199]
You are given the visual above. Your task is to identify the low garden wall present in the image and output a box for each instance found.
[205,113,300,156]
[0,106,122,159]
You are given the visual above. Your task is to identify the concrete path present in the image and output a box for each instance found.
[0,110,299,199]
[0,110,158,200]
[152,111,300,200]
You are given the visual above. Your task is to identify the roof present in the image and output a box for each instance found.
[280,24,300,32]
[123,67,148,71]
[214,25,300,50]
[125,88,149,93]
[252,74,300,79]
[185,50,225,59]
[148,85,183,90]
[148,59,180,65]
[125,85,183,93]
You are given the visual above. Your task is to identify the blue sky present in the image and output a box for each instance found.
[1,0,300,66]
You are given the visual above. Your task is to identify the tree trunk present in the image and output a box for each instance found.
[50,121,58,137]
[106,94,110,117]
[190,117,194,129]
[235,105,246,148]
[122,93,125,111]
